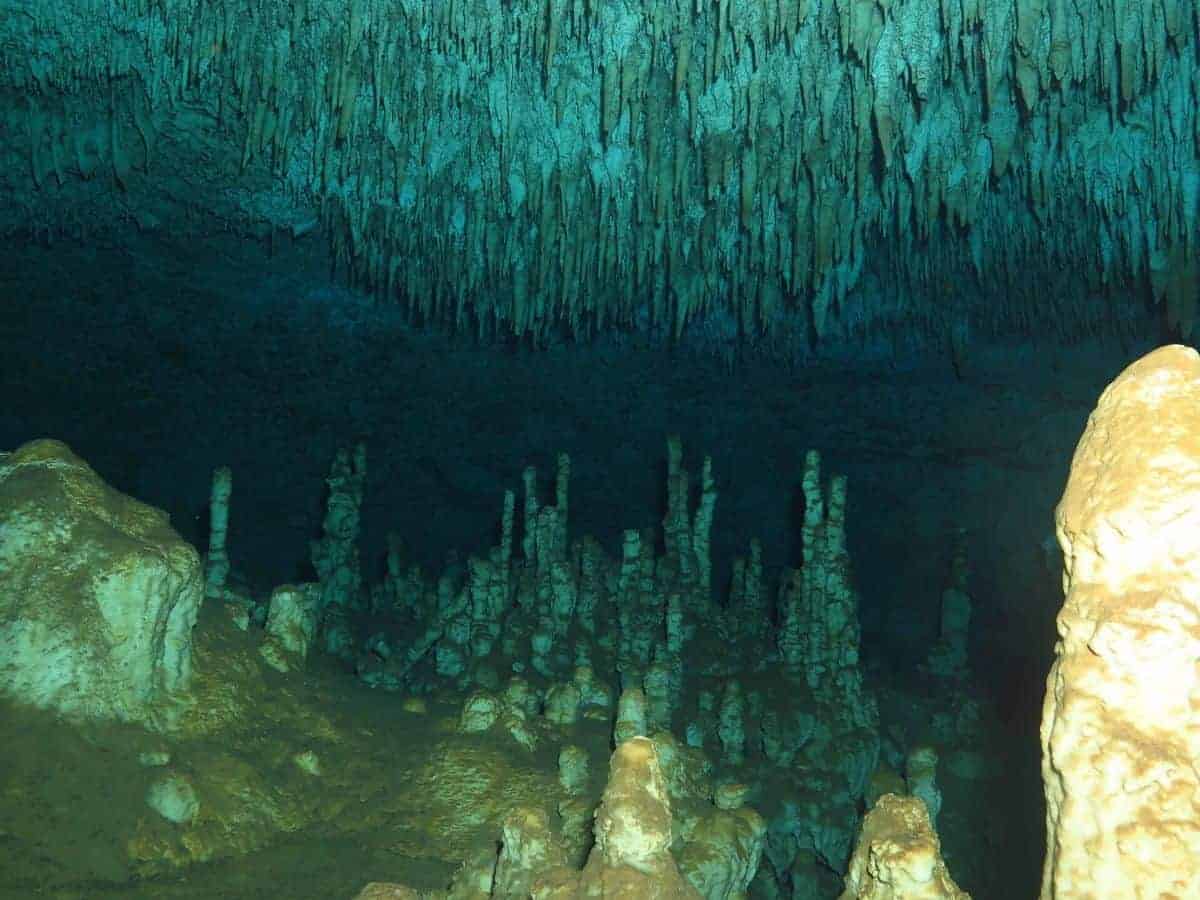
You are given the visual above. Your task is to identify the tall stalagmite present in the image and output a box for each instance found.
[1042,344,1200,898]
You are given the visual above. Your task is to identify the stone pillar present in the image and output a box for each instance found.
[1041,345,1200,899]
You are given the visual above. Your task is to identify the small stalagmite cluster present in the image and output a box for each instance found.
[182,432,887,894]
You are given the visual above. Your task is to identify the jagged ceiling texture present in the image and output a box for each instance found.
[1,0,1197,348]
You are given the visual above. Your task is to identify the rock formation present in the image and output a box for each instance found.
[838,793,968,900]
[0,439,202,725]
[1041,344,1200,899]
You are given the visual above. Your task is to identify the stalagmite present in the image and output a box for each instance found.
[575,736,700,898]
[838,794,969,900]
[311,443,367,614]
[260,584,321,672]
[1041,345,1200,899]
[614,687,648,746]
[203,465,233,603]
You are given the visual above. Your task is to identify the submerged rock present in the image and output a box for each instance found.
[0,439,202,726]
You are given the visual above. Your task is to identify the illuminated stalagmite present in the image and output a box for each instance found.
[1041,345,1200,898]
[838,793,967,900]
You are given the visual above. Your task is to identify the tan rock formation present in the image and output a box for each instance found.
[1041,344,1200,899]
[535,736,701,899]
[351,884,421,900]
[838,793,968,900]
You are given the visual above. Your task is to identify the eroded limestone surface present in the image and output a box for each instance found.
[0,439,202,725]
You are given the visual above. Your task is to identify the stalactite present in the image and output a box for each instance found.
[1,0,1197,348]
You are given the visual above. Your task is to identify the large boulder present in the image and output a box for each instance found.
[0,439,202,725]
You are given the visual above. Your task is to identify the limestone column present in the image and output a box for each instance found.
[1041,345,1200,899]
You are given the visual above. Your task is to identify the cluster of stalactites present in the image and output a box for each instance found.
[5,0,1196,347]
